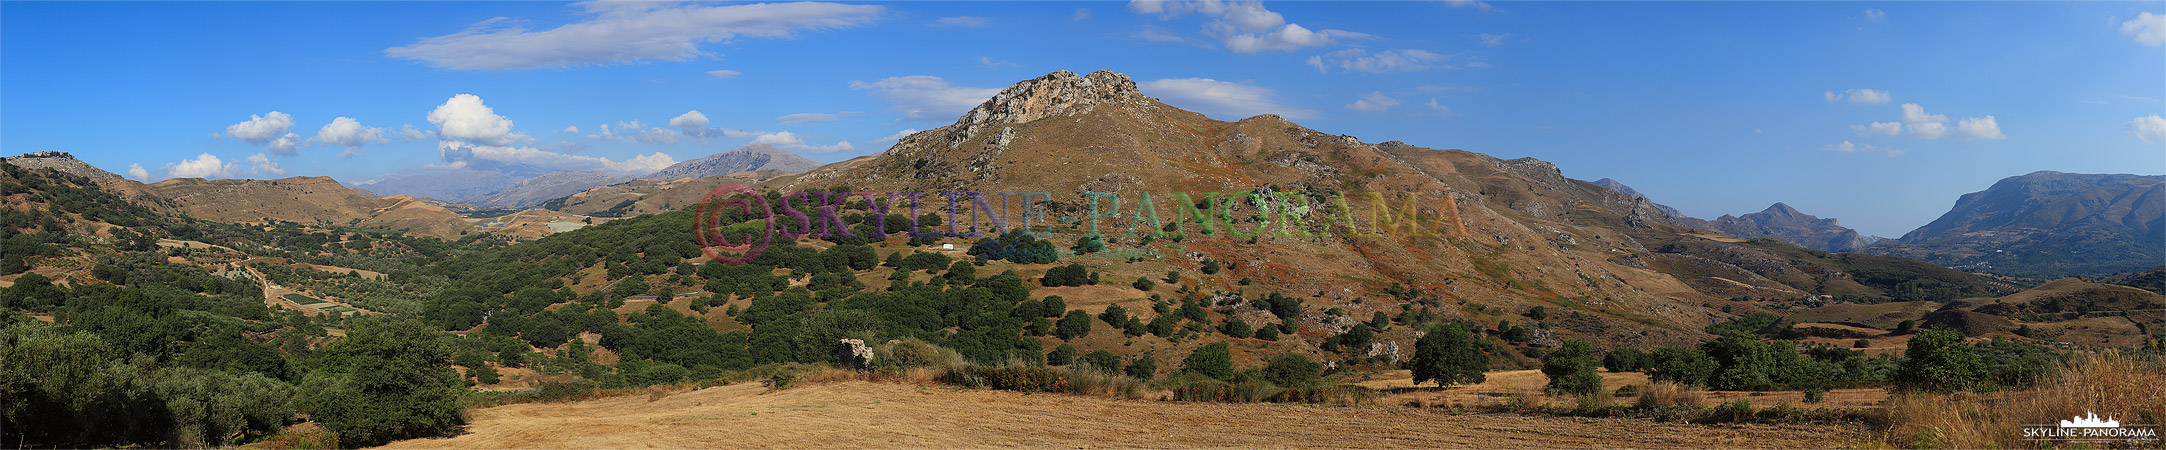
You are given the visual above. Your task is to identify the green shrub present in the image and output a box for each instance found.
[1408,322,1487,387]
[1542,340,1603,395]
[1893,329,1984,393]
[1709,400,1756,422]
[1262,353,1323,386]
[1181,342,1234,380]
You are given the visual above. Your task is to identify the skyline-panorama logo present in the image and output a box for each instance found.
[2023,411,2159,443]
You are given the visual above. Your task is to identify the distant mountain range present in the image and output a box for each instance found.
[1705,203,1881,253]
[1864,171,2164,277]
[349,144,822,207]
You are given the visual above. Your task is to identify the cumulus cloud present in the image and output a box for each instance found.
[2132,114,2166,143]
[126,164,149,181]
[1139,77,1317,120]
[1864,8,1886,21]
[1956,115,2006,140]
[2124,12,2166,46]
[562,125,580,134]
[245,153,287,176]
[777,113,846,125]
[310,117,388,157]
[932,16,988,27]
[225,111,294,145]
[670,110,762,139]
[1345,91,1400,112]
[1306,48,1468,73]
[223,111,302,156]
[1825,88,1891,105]
[385,2,883,71]
[425,94,678,173]
[850,76,1002,121]
[707,69,743,79]
[870,128,919,143]
[1479,33,1509,47]
[1128,0,1364,53]
[753,131,855,153]
[162,153,241,179]
[1900,103,1949,139]
[1425,98,1452,113]
[1824,141,1904,157]
[1852,121,1902,136]
[428,94,529,146]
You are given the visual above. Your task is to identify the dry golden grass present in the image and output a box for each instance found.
[1636,381,1707,409]
[1879,351,2166,449]
[385,380,1861,449]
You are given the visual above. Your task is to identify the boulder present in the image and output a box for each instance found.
[836,339,875,370]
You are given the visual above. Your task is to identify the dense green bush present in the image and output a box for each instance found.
[300,320,465,447]
[1408,322,1488,387]
[1893,329,1985,393]
[1182,342,1235,380]
[1542,340,1603,395]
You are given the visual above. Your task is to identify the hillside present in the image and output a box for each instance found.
[95,175,470,239]
[1705,203,1877,253]
[1867,171,2165,277]
[640,144,821,181]
[3,151,121,180]
[540,169,791,217]
[349,168,527,203]
[458,170,628,208]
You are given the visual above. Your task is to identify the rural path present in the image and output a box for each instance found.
[379,380,1862,449]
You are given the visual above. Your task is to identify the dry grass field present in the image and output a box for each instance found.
[380,379,1863,449]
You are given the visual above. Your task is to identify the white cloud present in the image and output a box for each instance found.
[850,75,1002,121]
[2123,12,2166,46]
[587,121,685,145]
[1306,48,1470,73]
[1129,0,1364,53]
[870,128,919,143]
[224,111,294,145]
[397,124,435,141]
[310,117,388,157]
[223,111,301,156]
[1864,8,1886,21]
[1072,8,1092,21]
[245,153,287,176]
[1443,0,1495,11]
[162,153,240,179]
[562,125,580,134]
[2131,114,2166,143]
[1139,77,1317,120]
[425,94,679,173]
[1900,103,1949,139]
[1131,26,1210,48]
[1345,91,1400,112]
[977,56,1018,69]
[263,133,301,156]
[753,131,855,153]
[1956,115,2006,140]
[670,110,762,139]
[707,69,743,79]
[1479,33,1509,47]
[1852,121,1902,136]
[385,2,883,71]
[777,113,846,125]
[428,94,529,146]
[1824,141,1905,157]
[1425,98,1451,113]
[1825,88,1890,105]
[126,164,149,181]
[933,16,988,28]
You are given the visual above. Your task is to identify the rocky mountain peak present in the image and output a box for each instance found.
[955,69,1145,129]
[5,151,121,180]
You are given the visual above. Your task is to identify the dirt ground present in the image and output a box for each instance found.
[379,380,1865,449]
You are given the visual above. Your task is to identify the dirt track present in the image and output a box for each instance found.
[379,380,1864,449]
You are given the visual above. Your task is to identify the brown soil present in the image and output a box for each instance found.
[380,380,1862,449]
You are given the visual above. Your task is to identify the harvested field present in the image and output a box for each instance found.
[380,380,1863,449]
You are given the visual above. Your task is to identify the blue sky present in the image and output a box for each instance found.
[3,1,2162,236]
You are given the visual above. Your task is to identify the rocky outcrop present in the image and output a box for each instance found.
[1707,203,1877,252]
[836,339,874,370]
[5,151,121,180]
